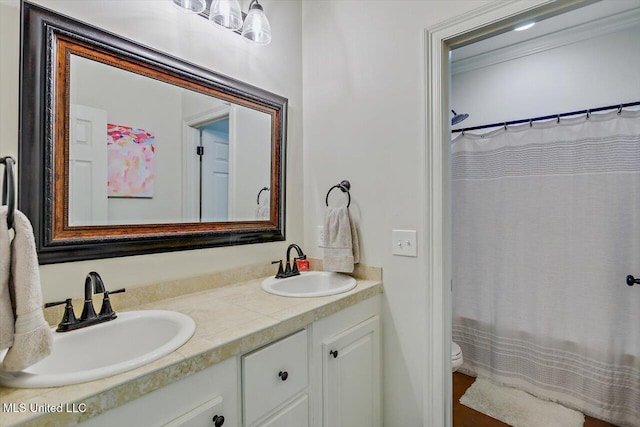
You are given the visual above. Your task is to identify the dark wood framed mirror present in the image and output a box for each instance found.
[19,2,287,264]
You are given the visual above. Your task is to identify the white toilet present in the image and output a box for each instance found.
[452,342,463,372]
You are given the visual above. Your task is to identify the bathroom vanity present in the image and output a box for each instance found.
[81,298,380,427]
[0,267,382,427]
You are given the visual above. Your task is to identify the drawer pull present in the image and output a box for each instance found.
[212,415,225,426]
[278,371,289,381]
[330,350,339,358]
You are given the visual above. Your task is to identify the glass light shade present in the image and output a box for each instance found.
[241,4,272,45]
[209,0,243,31]
[170,0,206,14]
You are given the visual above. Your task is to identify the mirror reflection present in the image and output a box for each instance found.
[68,54,271,226]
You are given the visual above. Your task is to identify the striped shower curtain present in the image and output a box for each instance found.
[452,110,640,427]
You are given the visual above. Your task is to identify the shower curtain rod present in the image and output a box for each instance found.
[451,100,640,133]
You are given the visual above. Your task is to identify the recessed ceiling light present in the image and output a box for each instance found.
[514,22,536,31]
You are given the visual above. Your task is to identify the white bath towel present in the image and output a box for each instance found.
[0,208,52,372]
[0,207,13,351]
[323,206,360,273]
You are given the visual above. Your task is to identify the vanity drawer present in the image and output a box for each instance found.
[242,329,308,425]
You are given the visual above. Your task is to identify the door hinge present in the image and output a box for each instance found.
[196,146,204,156]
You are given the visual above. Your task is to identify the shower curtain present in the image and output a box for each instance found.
[452,110,640,427]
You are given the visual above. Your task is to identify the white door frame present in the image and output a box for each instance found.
[422,1,592,425]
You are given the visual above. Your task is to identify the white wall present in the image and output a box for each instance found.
[301,1,494,425]
[0,0,302,301]
[452,24,640,130]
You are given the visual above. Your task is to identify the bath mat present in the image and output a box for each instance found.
[460,377,584,427]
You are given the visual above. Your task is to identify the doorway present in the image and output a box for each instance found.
[423,1,640,426]
[182,106,233,222]
[449,2,640,420]
[199,119,230,222]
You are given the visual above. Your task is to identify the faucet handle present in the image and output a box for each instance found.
[99,288,126,318]
[272,260,284,278]
[45,298,78,331]
[44,299,67,308]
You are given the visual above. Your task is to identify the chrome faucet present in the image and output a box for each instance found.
[271,244,307,279]
[45,271,126,332]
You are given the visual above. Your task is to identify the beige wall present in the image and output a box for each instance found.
[0,0,303,301]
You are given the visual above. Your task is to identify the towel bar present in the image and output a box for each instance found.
[1,156,15,229]
[325,180,351,208]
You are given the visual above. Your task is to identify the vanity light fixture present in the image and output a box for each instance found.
[209,0,243,31]
[514,21,535,31]
[239,0,272,45]
[210,0,273,45]
[170,0,206,14]
[173,0,272,45]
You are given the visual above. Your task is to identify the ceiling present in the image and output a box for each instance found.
[452,0,640,63]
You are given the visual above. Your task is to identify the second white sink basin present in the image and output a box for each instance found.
[262,271,356,297]
[0,310,195,388]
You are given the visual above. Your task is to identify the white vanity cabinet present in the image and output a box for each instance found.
[76,294,381,427]
[242,329,309,427]
[311,295,382,427]
[78,357,238,427]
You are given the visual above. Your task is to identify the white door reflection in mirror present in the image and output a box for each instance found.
[200,119,230,222]
[69,104,108,226]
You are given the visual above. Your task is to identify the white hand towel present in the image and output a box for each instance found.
[0,207,13,352]
[1,208,53,372]
[323,206,360,273]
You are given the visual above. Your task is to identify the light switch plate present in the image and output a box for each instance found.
[392,229,417,257]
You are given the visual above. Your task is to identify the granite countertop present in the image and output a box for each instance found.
[0,267,382,427]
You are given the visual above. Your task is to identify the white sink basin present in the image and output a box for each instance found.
[0,310,195,388]
[262,271,356,298]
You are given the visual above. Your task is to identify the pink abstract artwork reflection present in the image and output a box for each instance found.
[107,123,155,198]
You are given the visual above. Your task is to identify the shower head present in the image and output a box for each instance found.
[451,110,469,126]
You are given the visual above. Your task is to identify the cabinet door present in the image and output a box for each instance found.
[257,395,309,427]
[322,316,381,427]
